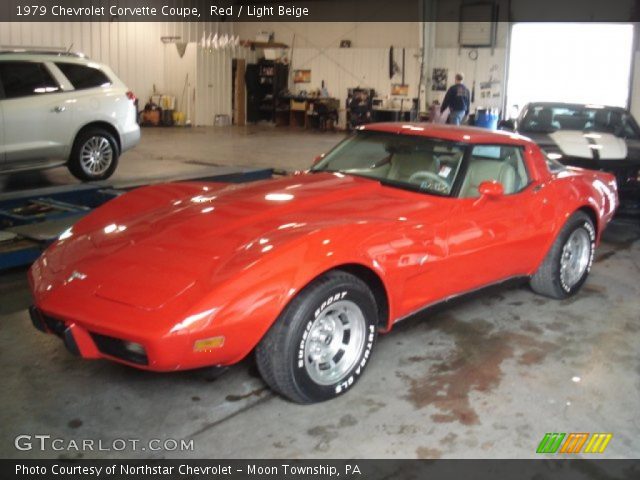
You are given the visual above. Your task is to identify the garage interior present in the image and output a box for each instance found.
[1,1,640,461]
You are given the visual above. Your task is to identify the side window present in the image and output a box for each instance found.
[0,61,60,99]
[55,63,112,90]
[459,145,530,198]
[620,113,640,139]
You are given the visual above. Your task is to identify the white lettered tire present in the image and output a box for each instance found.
[530,211,596,299]
[256,270,378,404]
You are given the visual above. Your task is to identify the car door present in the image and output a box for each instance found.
[0,60,73,166]
[445,144,554,293]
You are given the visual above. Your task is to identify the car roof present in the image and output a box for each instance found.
[361,122,533,146]
[524,102,628,113]
[0,51,90,64]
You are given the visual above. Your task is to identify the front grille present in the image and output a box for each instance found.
[90,333,149,365]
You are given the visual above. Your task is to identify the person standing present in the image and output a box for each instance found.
[440,73,470,125]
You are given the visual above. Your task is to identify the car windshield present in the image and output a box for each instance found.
[520,105,640,139]
[311,130,466,196]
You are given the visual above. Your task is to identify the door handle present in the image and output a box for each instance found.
[53,106,66,113]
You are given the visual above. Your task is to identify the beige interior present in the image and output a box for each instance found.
[459,159,517,198]
[387,152,440,183]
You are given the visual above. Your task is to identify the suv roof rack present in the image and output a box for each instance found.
[0,46,86,58]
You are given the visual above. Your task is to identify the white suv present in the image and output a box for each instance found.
[0,50,140,181]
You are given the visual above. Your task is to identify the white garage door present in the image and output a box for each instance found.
[506,23,634,115]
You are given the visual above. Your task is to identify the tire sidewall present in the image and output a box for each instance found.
[70,130,119,181]
[289,282,377,402]
[556,216,595,296]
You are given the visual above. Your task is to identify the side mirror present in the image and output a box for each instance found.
[312,154,325,167]
[497,119,515,131]
[478,180,504,198]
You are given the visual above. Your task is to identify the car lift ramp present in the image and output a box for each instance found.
[0,166,273,271]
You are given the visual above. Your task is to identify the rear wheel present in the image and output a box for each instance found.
[530,211,595,299]
[256,271,378,404]
[68,129,119,181]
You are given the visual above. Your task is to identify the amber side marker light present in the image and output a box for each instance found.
[194,336,225,352]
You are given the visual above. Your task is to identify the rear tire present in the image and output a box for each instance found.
[530,211,595,299]
[256,271,378,404]
[68,128,119,181]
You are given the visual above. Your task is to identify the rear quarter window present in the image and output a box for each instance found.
[56,63,112,90]
[0,61,60,98]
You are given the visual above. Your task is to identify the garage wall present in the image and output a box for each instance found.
[425,21,508,115]
[163,42,197,120]
[427,47,506,113]
[235,22,423,125]
[194,46,259,126]
[290,47,422,122]
[0,21,233,105]
[234,22,421,49]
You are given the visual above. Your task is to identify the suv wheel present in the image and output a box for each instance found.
[68,129,119,181]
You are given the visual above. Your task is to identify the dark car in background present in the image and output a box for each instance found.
[500,102,640,216]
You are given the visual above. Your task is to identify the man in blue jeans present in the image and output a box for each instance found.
[440,73,470,125]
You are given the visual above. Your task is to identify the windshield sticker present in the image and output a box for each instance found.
[439,165,452,177]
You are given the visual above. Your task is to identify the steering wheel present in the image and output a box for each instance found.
[408,171,450,192]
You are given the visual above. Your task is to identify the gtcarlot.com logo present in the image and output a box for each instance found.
[15,434,194,452]
[536,433,612,454]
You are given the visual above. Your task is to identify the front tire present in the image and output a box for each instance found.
[68,128,119,181]
[530,211,595,299]
[256,271,378,404]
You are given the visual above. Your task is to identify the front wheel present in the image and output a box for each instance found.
[530,211,595,299]
[256,271,378,404]
[68,129,119,181]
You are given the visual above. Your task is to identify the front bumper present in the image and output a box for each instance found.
[28,305,244,371]
[30,306,147,365]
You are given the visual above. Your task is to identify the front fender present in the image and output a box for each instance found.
[173,224,392,366]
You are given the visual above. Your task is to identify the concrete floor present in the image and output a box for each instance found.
[1,126,639,459]
[0,125,344,192]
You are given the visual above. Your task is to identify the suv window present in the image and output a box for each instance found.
[56,63,112,90]
[0,61,60,99]
[460,145,529,198]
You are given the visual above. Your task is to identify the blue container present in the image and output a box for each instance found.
[475,108,499,130]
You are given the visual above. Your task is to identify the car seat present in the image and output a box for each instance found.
[459,160,516,198]
[386,151,440,183]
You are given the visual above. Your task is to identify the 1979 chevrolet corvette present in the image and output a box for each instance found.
[28,124,618,403]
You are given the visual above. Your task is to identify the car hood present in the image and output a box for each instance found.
[524,130,639,162]
[34,172,445,310]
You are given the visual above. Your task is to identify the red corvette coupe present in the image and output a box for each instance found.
[29,124,618,403]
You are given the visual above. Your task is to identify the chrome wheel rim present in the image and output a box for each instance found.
[560,228,591,289]
[304,299,366,386]
[80,136,113,176]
